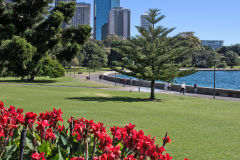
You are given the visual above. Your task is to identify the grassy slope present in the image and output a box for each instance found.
[0,79,240,160]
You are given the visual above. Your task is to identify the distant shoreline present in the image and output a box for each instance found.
[180,68,240,71]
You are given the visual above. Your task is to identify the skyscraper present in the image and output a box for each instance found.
[94,0,120,40]
[108,7,130,39]
[71,2,91,28]
[141,13,151,30]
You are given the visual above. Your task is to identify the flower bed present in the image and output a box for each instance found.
[0,101,188,160]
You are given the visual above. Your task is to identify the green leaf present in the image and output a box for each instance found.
[51,153,60,160]
[58,149,64,160]
[38,141,51,156]
[118,142,124,150]
[34,131,42,142]
[60,135,67,146]
[2,144,17,159]
[26,137,34,150]
[49,149,64,160]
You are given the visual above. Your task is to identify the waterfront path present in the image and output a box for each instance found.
[1,73,239,102]
[69,72,240,102]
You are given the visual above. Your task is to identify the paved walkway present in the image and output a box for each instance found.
[71,73,240,102]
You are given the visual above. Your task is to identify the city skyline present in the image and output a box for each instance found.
[77,0,240,46]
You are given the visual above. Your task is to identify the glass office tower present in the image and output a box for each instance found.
[94,0,120,40]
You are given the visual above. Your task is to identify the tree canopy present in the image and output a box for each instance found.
[0,0,91,80]
[114,9,195,99]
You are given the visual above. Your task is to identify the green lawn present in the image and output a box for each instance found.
[0,78,240,160]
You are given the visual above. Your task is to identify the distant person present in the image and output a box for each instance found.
[180,82,186,94]
[167,83,171,91]
[165,82,168,91]
[129,78,133,85]
[123,78,126,87]
[194,83,198,94]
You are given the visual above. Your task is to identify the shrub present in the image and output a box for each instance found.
[0,101,188,160]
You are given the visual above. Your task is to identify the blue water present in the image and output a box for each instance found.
[116,71,240,90]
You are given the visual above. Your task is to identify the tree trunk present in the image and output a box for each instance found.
[29,75,35,81]
[150,80,155,99]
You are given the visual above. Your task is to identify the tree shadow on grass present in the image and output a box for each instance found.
[0,79,57,84]
[66,96,162,103]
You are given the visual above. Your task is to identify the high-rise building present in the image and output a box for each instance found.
[141,13,151,30]
[201,40,224,50]
[71,2,91,28]
[94,0,120,40]
[108,7,130,39]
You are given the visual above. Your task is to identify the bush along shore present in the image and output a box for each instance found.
[0,101,190,160]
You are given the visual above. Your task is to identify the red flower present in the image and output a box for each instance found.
[124,155,137,160]
[31,152,46,160]
[45,128,56,141]
[184,159,190,160]
[25,112,37,128]
[36,120,50,131]
[0,101,4,109]
[57,124,65,133]
[17,108,23,114]
[162,136,172,143]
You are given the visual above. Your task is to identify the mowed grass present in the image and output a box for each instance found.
[0,79,240,160]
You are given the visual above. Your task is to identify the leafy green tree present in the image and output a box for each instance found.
[217,61,227,68]
[228,44,240,56]
[217,46,229,54]
[176,32,202,49]
[0,36,36,79]
[224,51,239,68]
[56,25,91,63]
[103,34,124,47]
[0,0,91,80]
[108,40,129,66]
[174,32,202,66]
[192,50,220,68]
[217,44,240,56]
[115,9,195,99]
[38,56,65,78]
[203,45,214,51]
[81,41,108,71]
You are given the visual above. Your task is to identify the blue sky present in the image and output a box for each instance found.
[78,0,240,46]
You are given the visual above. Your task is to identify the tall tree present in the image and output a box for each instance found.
[115,9,195,99]
[224,51,239,68]
[0,0,91,80]
[81,41,108,71]
[191,50,221,68]
[108,40,128,66]
[0,36,36,79]
[174,32,203,66]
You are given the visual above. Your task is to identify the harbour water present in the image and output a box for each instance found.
[116,71,240,90]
